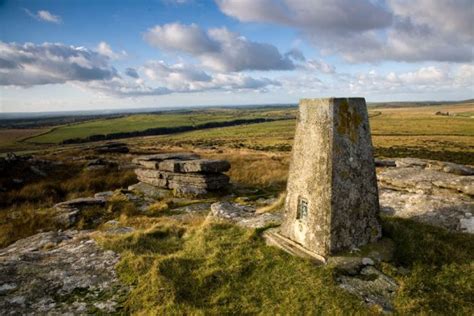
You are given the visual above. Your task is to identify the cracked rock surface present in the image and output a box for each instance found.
[0,230,128,315]
[209,201,282,228]
[377,158,473,233]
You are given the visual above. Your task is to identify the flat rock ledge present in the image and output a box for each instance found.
[337,265,398,312]
[209,201,282,229]
[53,197,107,228]
[377,159,473,233]
[0,230,128,315]
[133,152,230,197]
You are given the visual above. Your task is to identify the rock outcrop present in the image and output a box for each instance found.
[209,201,282,228]
[377,158,473,233]
[93,142,129,154]
[0,230,128,314]
[133,153,230,197]
[53,197,107,227]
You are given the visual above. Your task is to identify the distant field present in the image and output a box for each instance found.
[3,103,474,164]
[0,128,49,153]
[133,104,474,164]
[26,108,294,144]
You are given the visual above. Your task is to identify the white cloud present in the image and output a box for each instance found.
[303,59,336,74]
[345,65,473,95]
[275,63,473,99]
[216,0,392,34]
[0,42,117,86]
[25,9,62,24]
[144,23,219,55]
[143,23,296,72]
[96,42,127,60]
[37,10,61,23]
[162,0,192,5]
[0,41,279,97]
[216,0,474,63]
[83,61,279,97]
[142,60,279,92]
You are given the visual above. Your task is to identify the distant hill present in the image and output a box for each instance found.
[368,99,474,109]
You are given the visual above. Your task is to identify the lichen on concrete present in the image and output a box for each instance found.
[280,98,381,259]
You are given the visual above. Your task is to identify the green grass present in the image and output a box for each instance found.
[382,217,474,314]
[96,215,474,314]
[98,219,373,315]
[137,105,474,164]
[26,108,293,144]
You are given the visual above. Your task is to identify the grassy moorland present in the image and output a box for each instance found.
[25,108,294,144]
[0,102,473,314]
[136,103,474,164]
[2,145,471,314]
[91,211,473,315]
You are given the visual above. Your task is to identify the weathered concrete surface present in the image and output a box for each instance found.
[0,230,128,314]
[158,159,230,173]
[280,98,381,259]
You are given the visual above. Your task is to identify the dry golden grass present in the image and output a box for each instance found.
[0,165,137,247]
[203,149,290,189]
[256,192,286,213]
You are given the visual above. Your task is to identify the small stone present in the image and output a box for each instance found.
[128,182,172,199]
[362,257,374,266]
[9,296,26,306]
[54,197,106,209]
[0,283,17,294]
[374,159,396,167]
[53,208,80,227]
[30,165,47,177]
[459,217,474,233]
[94,191,114,200]
[395,158,427,168]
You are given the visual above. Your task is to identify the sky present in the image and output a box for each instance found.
[0,0,473,112]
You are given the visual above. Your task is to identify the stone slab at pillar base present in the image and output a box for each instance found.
[263,228,325,264]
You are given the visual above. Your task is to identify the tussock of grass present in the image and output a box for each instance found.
[256,192,286,214]
[0,207,55,247]
[147,201,171,214]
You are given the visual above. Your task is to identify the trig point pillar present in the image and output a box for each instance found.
[278,98,381,261]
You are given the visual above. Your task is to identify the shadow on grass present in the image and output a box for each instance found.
[375,146,473,165]
[381,216,474,314]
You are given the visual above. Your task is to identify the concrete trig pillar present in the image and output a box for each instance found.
[268,98,381,261]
